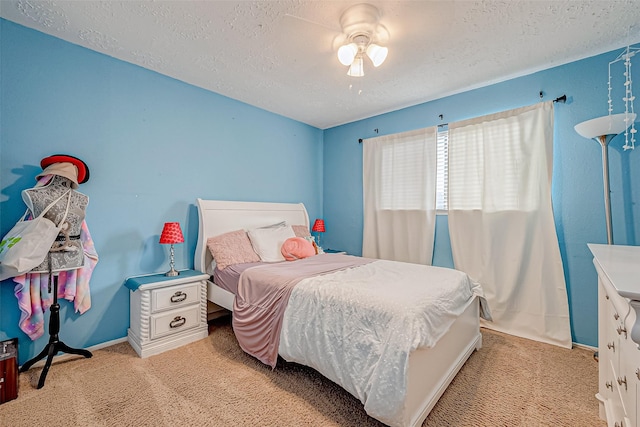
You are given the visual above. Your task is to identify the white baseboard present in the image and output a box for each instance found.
[573,342,597,352]
[21,336,128,370]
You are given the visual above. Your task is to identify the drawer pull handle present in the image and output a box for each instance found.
[614,312,620,320]
[169,316,186,329]
[170,291,187,303]
[606,380,613,390]
[607,342,616,352]
[615,422,624,427]
[617,325,627,338]
[617,376,627,391]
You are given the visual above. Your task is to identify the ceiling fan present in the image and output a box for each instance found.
[336,3,389,76]
[285,3,390,77]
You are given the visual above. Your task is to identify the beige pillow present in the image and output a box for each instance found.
[292,224,311,238]
[207,229,260,270]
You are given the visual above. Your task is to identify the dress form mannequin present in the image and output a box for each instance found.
[22,174,88,273]
[18,157,93,389]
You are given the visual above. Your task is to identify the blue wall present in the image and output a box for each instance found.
[0,19,323,364]
[322,47,640,347]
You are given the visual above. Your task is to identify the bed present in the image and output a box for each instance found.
[194,198,487,427]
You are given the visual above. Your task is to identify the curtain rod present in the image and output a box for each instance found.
[358,94,568,143]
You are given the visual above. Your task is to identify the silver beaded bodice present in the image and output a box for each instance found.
[22,175,88,273]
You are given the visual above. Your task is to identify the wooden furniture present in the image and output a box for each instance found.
[324,248,347,254]
[0,338,18,404]
[194,199,311,319]
[194,198,482,427]
[125,270,209,358]
[589,243,640,427]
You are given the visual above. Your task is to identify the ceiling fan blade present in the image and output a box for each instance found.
[284,13,341,33]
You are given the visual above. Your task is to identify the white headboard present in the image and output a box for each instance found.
[194,198,310,274]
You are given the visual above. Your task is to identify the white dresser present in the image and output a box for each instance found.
[125,270,209,358]
[589,244,640,427]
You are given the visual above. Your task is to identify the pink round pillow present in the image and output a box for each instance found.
[281,237,316,261]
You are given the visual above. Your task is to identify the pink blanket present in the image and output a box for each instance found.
[232,254,372,368]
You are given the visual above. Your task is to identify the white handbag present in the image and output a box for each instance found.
[0,190,72,281]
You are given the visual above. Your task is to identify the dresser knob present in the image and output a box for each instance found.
[607,342,616,352]
[169,316,186,329]
[614,422,623,427]
[617,376,627,391]
[617,325,628,338]
[606,380,613,390]
[636,368,640,381]
[614,312,620,320]
[170,291,187,303]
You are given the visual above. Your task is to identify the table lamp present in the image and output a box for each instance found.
[159,222,184,276]
[312,218,325,248]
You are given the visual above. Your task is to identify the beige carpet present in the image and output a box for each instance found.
[1,317,605,427]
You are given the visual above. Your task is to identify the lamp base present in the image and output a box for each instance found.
[165,245,179,276]
[165,268,179,277]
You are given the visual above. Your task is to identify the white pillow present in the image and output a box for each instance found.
[260,221,286,229]
[247,225,296,262]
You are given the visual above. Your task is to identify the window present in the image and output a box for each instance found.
[435,127,448,212]
[378,133,433,210]
[376,126,448,212]
[448,119,537,212]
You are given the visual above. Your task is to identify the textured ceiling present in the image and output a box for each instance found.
[1,0,640,129]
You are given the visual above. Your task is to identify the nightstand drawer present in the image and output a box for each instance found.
[150,305,200,339]
[151,282,200,312]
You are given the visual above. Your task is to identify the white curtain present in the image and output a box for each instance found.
[448,102,572,348]
[362,127,437,264]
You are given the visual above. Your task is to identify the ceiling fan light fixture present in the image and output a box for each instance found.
[336,4,390,76]
[366,43,388,67]
[338,43,358,66]
[347,55,364,77]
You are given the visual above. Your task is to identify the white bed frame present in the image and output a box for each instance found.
[194,198,482,427]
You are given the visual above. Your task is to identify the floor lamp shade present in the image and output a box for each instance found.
[574,113,636,140]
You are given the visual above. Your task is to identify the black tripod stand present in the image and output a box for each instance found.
[19,267,92,389]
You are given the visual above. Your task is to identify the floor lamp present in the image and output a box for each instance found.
[574,112,636,245]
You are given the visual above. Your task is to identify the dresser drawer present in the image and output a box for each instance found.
[151,282,200,312]
[150,305,200,340]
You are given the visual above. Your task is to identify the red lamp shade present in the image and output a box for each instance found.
[159,222,184,244]
[312,219,325,233]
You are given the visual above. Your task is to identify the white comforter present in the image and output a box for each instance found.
[278,259,486,427]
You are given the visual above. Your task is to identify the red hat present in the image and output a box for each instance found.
[40,154,90,184]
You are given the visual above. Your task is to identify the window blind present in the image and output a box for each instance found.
[379,137,430,210]
[436,127,449,211]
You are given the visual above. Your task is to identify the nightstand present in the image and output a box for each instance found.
[125,270,209,358]
[325,248,347,254]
